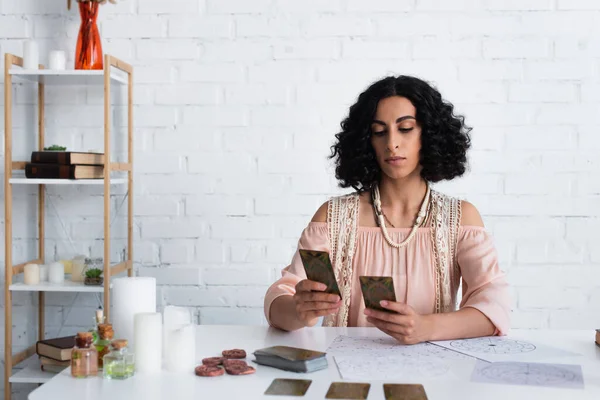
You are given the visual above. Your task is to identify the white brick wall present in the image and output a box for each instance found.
[2,0,600,395]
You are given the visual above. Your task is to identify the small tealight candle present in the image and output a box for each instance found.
[48,262,65,284]
[39,264,49,282]
[24,263,40,285]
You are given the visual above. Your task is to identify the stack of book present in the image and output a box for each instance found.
[25,151,104,180]
[36,335,75,373]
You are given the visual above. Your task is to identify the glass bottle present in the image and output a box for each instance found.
[89,308,104,343]
[95,323,114,369]
[71,332,98,378]
[103,339,135,380]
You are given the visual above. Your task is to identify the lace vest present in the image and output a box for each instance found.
[323,189,462,327]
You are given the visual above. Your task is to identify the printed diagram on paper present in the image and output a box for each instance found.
[430,336,579,363]
[450,337,536,355]
[329,336,475,382]
[471,360,584,389]
[334,355,458,381]
[327,335,471,360]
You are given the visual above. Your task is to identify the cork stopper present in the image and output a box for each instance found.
[111,339,128,350]
[75,332,93,348]
[98,323,114,340]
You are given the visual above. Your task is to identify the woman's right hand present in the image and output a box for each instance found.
[293,279,342,327]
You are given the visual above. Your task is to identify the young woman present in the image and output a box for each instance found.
[264,76,510,344]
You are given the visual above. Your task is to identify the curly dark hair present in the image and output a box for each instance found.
[329,75,472,192]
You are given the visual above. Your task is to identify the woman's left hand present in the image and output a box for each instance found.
[364,301,432,345]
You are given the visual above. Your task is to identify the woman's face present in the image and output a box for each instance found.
[370,96,422,182]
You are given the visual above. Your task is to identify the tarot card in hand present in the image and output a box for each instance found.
[359,276,396,312]
[383,384,428,400]
[299,249,341,296]
[265,378,312,396]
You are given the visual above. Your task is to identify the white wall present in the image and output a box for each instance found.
[2,0,600,397]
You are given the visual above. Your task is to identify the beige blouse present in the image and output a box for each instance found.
[264,222,511,335]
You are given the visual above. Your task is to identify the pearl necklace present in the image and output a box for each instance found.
[372,183,431,248]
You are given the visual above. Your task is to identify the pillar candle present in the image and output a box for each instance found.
[71,256,85,282]
[24,263,40,285]
[38,264,48,282]
[48,262,64,284]
[162,306,192,357]
[164,324,195,373]
[112,277,156,347]
[23,40,39,69]
[134,312,162,373]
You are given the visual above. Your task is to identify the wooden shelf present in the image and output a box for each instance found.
[9,68,128,86]
[9,178,127,185]
[4,53,134,400]
[9,356,60,384]
[10,281,108,293]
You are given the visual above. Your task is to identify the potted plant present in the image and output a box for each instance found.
[44,145,67,151]
[84,267,103,286]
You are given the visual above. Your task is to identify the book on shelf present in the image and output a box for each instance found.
[36,335,75,362]
[39,356,70,373]
[31,151,104,166]
[26,163,103,179]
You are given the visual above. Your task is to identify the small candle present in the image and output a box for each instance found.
[48,262,64,284]
[48,50,66,70]
[38,264,48,282]
[134,313,162,373]
[24,264,40,285]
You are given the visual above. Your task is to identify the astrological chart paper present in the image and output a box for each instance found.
[428,336,580,363]
[471,360,584,389]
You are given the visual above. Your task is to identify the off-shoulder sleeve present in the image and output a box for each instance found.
[264,222,330,327]
[457,226,511,336]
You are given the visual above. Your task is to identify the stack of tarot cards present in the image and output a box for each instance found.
[253,345,328,373]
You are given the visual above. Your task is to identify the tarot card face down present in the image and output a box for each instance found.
[325,382,371,400]
[359,276,397,312]
[383,384,428,400]
[265,379,312,396]
[299,249,341,296]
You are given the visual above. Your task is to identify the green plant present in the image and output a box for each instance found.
[85,268,103,279]
[44,144,67,151]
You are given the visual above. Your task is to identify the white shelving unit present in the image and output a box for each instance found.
[4,53,134,399]
[10,281,107,293]
[9,178,128,185]
[9,68,128,85]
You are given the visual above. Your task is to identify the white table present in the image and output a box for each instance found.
[29,326,600,400]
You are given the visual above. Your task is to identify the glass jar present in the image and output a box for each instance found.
[103,339,135,380]
[96,323,114,369]
[71,332,98,378]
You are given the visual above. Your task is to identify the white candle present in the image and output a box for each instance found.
[38,264,48,282]
[134,313,162,373]
[23,40,39,69]
[24,264,40,285]
[112,277,157,347]
[71,256,85,282]
[48,262,64,284]
[162,306,192,358]
[164,324,195,373]
[48,50,66,70]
